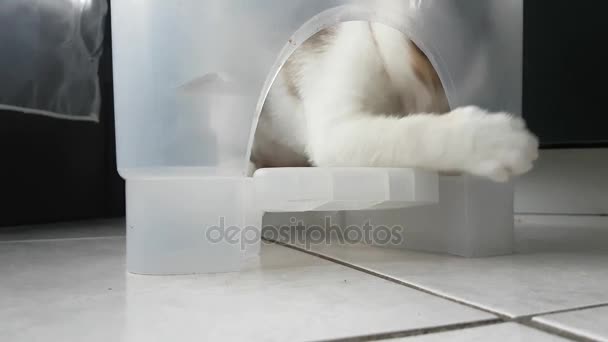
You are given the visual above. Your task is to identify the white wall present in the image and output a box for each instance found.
[514,149,608,215]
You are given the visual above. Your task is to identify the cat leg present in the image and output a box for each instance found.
[306,106,538,182]
[299,23,538,182]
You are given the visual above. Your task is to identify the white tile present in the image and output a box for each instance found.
[534,306,608,342]
[514,149,608,215]
[0,218,125,242]
[0,237,493,342]
[287,216,608,318]
[395,323,571,341]
[514,215,608,254]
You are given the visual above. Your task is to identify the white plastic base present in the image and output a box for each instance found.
[261,173,514,258]
[343,176,515,257]
[254,167,439,212]
[125,177,261,275]
[124,168,514,275]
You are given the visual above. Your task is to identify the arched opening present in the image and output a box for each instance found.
[246,7,453,174]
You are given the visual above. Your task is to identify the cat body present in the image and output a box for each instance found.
[251,22,538,182]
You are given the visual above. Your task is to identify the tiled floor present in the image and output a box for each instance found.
[534,306,608,342]
[1,215,607,341]
[396,323,572,341]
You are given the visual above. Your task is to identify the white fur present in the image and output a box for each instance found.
[252,22,538,182]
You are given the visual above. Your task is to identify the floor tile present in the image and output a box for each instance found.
[534,306,608,342]
[281,215,608,318]
[0,237,493,342]
[395,323,571,341]
[0,218,125,242]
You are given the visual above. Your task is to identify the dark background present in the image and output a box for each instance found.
[0,1,606,227]
[0,6,124,227]
[523,1,607,148]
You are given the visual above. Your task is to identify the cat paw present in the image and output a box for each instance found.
[448,106,539,182]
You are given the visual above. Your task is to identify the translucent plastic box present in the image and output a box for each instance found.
[111,0,523,274]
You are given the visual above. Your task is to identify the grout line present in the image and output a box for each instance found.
[516,213,608,217]
[267,239,608,342]
[0,236,125,244]
[264,238,508,319]
[513,303,608,342]
[516,302,608,321]
[518,319,602,342]
[314,319,504,342]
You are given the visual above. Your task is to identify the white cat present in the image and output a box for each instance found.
[251,21,539,182]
